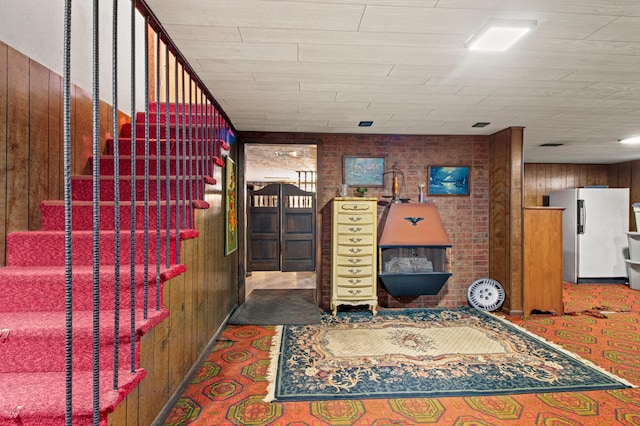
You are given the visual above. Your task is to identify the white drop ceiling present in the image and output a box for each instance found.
[146,0,640,164]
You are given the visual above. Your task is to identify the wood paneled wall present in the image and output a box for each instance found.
[0,40,122,265]
[488,127,524,315]
[107,179,238,425]
[524,160,640,231]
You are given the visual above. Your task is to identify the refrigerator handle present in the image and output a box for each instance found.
[577,199,585,234]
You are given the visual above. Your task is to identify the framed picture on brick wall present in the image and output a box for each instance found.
[343,156,385,187]
[428,166,470,196]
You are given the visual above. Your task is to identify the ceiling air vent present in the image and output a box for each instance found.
[540,143,564,147]
[358,121,373,127]
[472,122,490,128]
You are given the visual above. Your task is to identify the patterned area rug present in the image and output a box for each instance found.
[266,307,631,402]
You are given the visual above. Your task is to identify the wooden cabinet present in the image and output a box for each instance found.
[523,207,564,316]
[331,197,378,315]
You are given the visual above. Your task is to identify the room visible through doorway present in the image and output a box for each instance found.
[244,143,318,298]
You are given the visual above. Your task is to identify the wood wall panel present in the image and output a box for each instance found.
[525,163,628,205]
[29,60,50,231]
[73,86,93,175]
[6,47,30,235]
[48,72,62,200]
[0,43,7,266]
[524,160,640,231]
[0,41,117,265]
[488,127,524,315]
[489,131,509,295]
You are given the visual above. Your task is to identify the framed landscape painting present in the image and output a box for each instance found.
[343,156,385,187]
[428,166,470,196]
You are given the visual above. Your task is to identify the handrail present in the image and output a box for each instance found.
[135,0,235,129]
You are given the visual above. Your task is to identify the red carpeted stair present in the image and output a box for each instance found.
[0,103,222,425]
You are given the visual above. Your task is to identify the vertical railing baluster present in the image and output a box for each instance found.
[174,64,181,264]
[155,34,162,311]
[181,70,187,229]
[111,0,121,390]
[63,1,73,424]
[129,0,137,375]
[187,77,193,228]
[91,1,101,423]
[165,45,171,268]
[143,18,150,321]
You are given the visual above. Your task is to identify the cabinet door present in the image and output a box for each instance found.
[523,208,564,315]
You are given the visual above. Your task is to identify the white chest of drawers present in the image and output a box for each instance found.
[331,197,378,315]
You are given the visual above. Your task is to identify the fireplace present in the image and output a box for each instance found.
[378,202,452,296]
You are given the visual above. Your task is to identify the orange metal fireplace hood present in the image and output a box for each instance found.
[378,202,452,296]
[379,202,451,248]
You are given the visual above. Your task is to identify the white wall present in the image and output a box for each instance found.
[0,0,146,115]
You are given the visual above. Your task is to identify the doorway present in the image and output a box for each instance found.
[244,143,318,297]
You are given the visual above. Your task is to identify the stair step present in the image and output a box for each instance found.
[106,137,225,158]
[0,309,167,373]
[135,110,222,125]
[70,174,215,202]
[120,122,218,139]
[92,155,221,176]
[0,369,146,424]
[41,200,192,231]
[5,229,198,267]
[148,101,217,115]
[0,264,184,312]
[105,134,229,157]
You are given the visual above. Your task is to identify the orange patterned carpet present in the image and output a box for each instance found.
[164,283,640,425]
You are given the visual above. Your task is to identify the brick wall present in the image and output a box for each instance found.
[241,131,491,310]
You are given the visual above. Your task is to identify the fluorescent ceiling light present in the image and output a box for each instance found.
[620,136,640,145]
[466,19,537,51]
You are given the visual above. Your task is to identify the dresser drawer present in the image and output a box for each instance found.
[336,255,372,267]
[336,245,374,256]
[335,285,375,298]
[336,265,374,277]
[337,213,373,225]
[338,202,373,213]
[337,224,374,235]
[335,275,375,287]
[337,234,374,246]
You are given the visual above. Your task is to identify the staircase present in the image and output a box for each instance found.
[0,102,226,425]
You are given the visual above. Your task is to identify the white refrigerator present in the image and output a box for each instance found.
[548,188,629,283]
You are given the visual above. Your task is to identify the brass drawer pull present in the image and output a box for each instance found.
[348,289,362,295]
[348,227,362,233]
[348,248,363,254]
[348,258,362,264]
[348,279,362,285]
[348,237,362,243]
[348,268,362,274]
[348,216,363,222]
